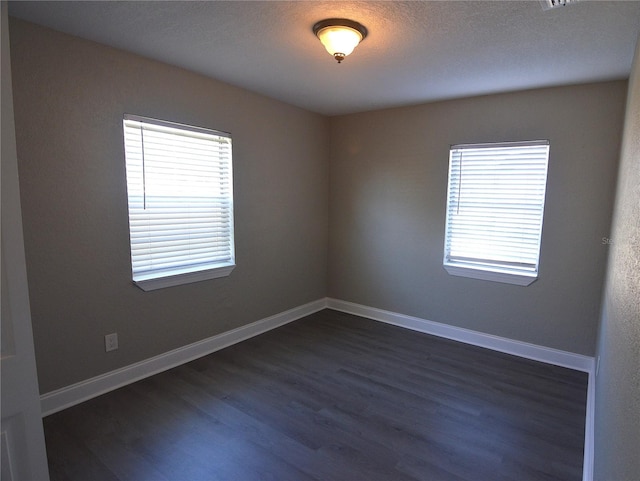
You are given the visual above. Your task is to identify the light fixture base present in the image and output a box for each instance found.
[312,18,368,40]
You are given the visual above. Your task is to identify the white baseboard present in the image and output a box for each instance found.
[326,297,595,481]
[40,299,327,416]
[326,298,595,372]
[583,370,596,481]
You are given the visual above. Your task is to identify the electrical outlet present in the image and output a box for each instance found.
[105,333,118,352]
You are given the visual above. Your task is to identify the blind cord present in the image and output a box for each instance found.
[140,125,147,210]
[456,151,463,215]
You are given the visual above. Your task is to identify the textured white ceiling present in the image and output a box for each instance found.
[8,0,640,116]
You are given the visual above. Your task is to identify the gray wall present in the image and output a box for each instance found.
[9,19,329,394]
[9,16,630,397]
[328,82,626,356]
[593,39,640,480]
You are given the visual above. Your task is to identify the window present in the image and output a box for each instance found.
[443,140,550,286]
[123,114,235,291]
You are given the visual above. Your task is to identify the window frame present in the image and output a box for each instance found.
[443,140,550,286]
[122,114,235,291]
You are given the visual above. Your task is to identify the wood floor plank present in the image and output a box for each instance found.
[43,309,588,481]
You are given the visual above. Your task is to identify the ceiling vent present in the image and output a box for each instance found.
[540,0,579,10]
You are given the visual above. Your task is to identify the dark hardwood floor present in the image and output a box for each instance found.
[44,309,588,481]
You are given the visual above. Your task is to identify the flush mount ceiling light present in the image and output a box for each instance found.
[313,18,368,64]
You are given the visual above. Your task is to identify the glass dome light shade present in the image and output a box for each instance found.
[316,25,363,58]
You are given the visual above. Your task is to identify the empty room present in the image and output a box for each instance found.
[2,1,639,481]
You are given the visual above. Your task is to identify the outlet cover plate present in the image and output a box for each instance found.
[105,333,118,352]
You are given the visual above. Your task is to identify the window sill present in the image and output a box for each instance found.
[133,263,235,291]
[443,264,537,286]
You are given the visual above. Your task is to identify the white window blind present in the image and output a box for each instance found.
[443,140,550,286]
[123,114,234,290]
